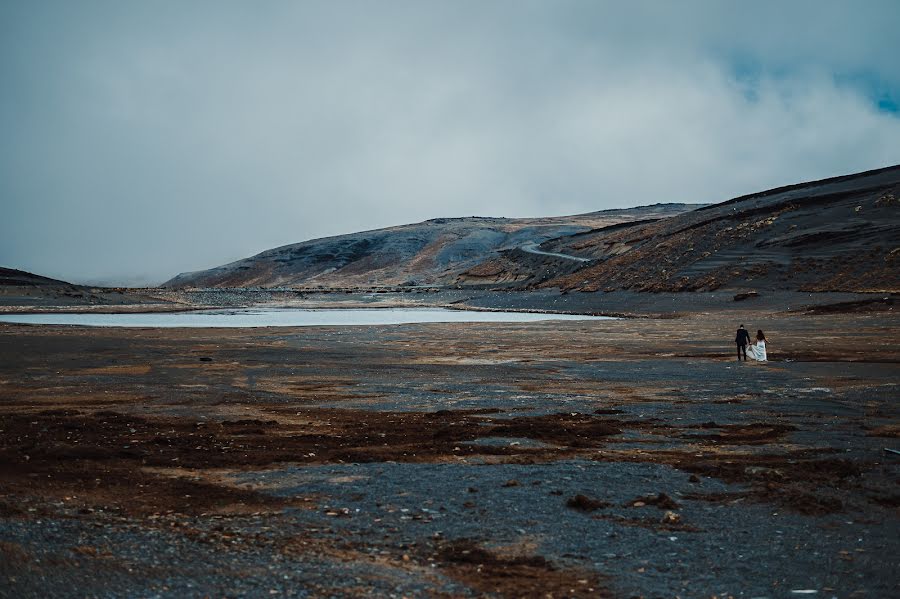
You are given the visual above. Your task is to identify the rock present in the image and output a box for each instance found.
[733,291,759,301]
[566,494,612,512]
[502,479,519,487]
[661,511,681,524]
[626,493,680,509]
[745,466,784,479]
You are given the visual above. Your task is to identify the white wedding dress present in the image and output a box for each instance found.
[746,340,767,361]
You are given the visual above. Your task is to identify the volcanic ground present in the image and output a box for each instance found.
[1,298,898,598]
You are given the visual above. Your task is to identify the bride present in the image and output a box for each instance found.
[746,330,768,361]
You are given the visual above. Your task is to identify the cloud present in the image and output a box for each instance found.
[1,0,898,284]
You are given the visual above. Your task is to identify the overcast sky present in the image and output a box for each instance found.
[2,1,899,285]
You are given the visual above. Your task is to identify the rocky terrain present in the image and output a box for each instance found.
[1,306,898,598]
[164,205,695,289]
[1,166,898,597]
[465,165,900,293]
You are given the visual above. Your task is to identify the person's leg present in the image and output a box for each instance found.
[737,344,743,360]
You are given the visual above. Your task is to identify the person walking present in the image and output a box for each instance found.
[747,330,768,361]
[735,324,751,361]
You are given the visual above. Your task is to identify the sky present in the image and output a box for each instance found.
[1,1,899,286]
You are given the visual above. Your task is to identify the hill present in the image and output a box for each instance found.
[0,267,177,310]
[0,267,73,287]
[165,165,899,294]
[163,205,694,289]
[463,165,900,293]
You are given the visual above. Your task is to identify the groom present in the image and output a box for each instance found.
[735,324,751,361]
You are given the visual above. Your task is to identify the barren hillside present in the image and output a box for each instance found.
[463,165,900,293]
[164,205,693,289]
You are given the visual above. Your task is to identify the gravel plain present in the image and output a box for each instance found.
[1,292,898,597]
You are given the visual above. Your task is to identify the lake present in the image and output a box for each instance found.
[0,308,612,328]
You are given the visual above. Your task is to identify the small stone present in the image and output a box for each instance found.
[661,511,681,524]
[566,494,611,512]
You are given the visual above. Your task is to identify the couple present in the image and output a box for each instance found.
[735,324,767,362]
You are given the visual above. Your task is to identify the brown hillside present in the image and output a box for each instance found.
[464,165,900,294]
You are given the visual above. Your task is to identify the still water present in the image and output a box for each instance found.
[0,308,611,328]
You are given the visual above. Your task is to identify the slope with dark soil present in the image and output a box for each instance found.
[533,165,900,293]
[0,267,179,311]
[0,267,72,287]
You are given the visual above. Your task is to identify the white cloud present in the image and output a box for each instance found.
[1,0,898,284]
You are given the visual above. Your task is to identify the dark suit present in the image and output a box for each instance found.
[735,328,751,360]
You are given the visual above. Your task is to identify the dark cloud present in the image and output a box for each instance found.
[2,0,898,285]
